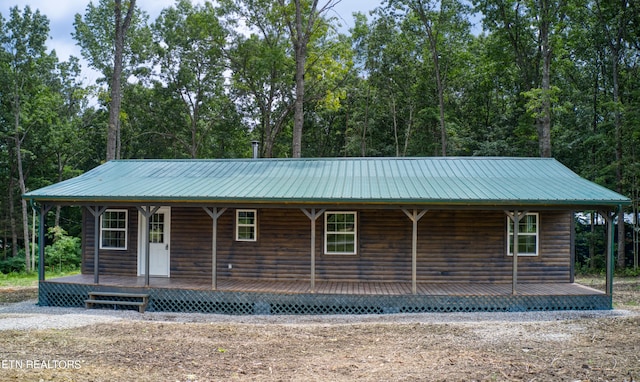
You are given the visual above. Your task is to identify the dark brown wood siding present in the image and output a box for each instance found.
[217,209,312,280]
[132,208,313,281]
[171,208,214,279]
[81,207,138,276]
[416,210,571,283]
[317,210,412,282]
[82,207,572,283]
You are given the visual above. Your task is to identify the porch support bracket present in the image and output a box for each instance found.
[137,206,161,287]
[301,208,325,293]
[402,209,428,294]
[598,208,618,297]
[32,202,53,283]
[87,206,108,285]
[505,210,528,295]
[203,207,227,290]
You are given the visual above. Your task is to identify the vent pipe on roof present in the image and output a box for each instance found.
[251,140,260,159]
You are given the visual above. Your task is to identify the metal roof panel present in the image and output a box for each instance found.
[24,157,630,207]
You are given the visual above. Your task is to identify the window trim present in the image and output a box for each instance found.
[324,211,358,255]
[506,212,539,257]
[100,209,128,250]
[235,209,257,242]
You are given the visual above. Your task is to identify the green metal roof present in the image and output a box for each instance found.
[23,157,630,208]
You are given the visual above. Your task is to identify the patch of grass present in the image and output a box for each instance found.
[0,270,79,288]
[0,270,80,304]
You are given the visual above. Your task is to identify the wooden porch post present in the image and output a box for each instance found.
[570,210,576,284]
[87,206,107,284]
[505,210,526,295]
[36,203,52,282]
[600,209,616,296]
[301,208,325,293]
[402,209,428,294]
[203,207,227,290]
[137,206,161,287]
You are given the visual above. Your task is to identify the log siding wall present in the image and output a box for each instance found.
[82,207,572,283]
[82,207,139,276]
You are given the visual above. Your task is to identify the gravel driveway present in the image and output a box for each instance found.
[1,298,634,331]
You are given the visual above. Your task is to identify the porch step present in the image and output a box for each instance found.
[85,291,149,313]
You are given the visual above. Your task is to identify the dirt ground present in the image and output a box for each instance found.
[1,279,639,382]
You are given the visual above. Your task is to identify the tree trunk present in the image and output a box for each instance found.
[8,175,18,259]
[55,153,63,227]
[613,55,625,269]
[589,213,595,270]
[13,131,30,272]
[291,0,309,158]
[190,104,199,159]
[435,60,447,156]
[414,4,446,156]
[361,85,370,157]
[284,0,338,158]
[617,208,625,268]
[261,103,274,158]
[107,0,136,161]
[403,106,414,157]
[538,0,552,158]
[608,26,625,268]
[391,97,399,156]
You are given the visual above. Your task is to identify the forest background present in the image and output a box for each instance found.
[1,0,639,275]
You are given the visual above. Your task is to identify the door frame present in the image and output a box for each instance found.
[137,206,171,277]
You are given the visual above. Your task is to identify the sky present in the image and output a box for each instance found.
[1,0,381,85]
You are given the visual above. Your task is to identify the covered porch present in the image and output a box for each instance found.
[39,274,610,315]
[45,273,605,296]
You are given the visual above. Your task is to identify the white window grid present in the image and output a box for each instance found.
[100,209,128,250]
[236,209,257,242]
[324,211,357,255]
[507,212,539,257]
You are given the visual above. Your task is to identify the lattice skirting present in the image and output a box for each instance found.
[39,282,612,315]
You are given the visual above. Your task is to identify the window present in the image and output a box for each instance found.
[149,212,165,243]
[325,211,357,255]
[507,213,539,256]
[100,209,128,250]
[236,209,257,241]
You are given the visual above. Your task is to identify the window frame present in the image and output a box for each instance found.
[324,211,358,255]
[148,212,165,244]
[506,212,539,257]
[235,209,258,242]
[99,209,128,250]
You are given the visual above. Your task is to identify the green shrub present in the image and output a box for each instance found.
[619,267,640,277]
[0,255,26,274]
[45,226,81,272]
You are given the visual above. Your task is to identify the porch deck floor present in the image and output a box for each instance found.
[44,274,605,296]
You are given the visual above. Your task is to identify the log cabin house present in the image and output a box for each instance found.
[24,157,630,314]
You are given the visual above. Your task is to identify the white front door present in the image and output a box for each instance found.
[138,207,171,277]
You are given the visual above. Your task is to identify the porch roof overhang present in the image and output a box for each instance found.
[23,157,630,210]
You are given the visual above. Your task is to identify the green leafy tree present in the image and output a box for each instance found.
[45,226,82,272]
[387,0,472,156]
[47,57,91,225]
[222,0,350,158]
[591,0,635,268]
[150,0,237,159]
[73,0,152,160]
[221,0,299,158]
[350,10,424,156]
[0,6,57,271]
[474,0,568,158]
[278,0,342,158]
